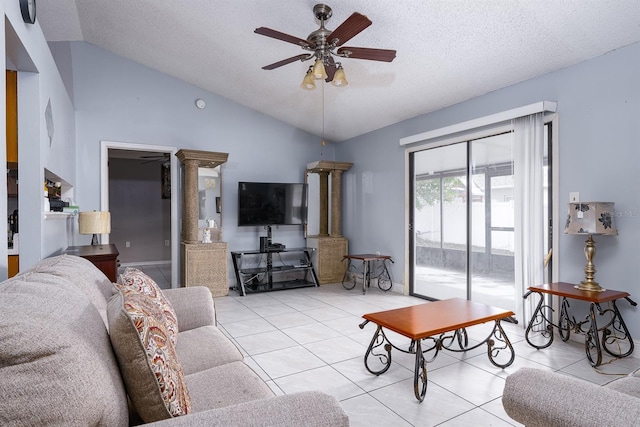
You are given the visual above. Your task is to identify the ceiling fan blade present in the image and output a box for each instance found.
[324,56,337,82]
[337,47,396,62]
[327,12,372,47]
[254,27,312,48]
[262,54,311,70]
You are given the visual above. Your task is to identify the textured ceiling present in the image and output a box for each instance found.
[37,0,640,142]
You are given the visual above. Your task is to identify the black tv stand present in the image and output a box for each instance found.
[231,247,319,296]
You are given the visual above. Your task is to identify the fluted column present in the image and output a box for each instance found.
[330,169,343,237]
[182,159,199,243]
[318,171,330,236]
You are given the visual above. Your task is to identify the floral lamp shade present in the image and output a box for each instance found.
[564,201,617,292]
[564,202,617,236]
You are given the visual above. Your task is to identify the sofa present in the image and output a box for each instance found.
[0,255,349,426]
[502,367,640,426]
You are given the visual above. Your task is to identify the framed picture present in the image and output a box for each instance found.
[216,196,221,213]
[161,163,171,199]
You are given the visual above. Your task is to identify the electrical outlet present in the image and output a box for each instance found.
[569,192,580,203]
[125,241,131,248]
[165,240,170,247]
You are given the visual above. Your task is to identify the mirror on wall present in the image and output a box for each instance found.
[197,166,221,239]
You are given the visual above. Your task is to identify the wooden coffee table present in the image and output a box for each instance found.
[360,298,515,401]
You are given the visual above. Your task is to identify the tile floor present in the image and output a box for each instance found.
[123,264,640,426]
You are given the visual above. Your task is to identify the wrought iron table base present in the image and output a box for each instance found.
[524,290,636,367]
[359,319,514,402]
[342,256,394,294]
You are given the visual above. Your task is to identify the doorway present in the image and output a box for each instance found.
[100,141,179,287]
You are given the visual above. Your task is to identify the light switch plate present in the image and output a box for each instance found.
[569,192,580,203]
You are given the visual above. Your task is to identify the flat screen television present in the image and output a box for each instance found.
[237,182,308,226]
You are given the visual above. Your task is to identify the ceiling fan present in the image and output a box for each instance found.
[255,3,396,87]
[140,153,170,165]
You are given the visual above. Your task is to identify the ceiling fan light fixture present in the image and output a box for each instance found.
[256,5,396,87]
[312,59,328,80]
[332,64,348,87]
[300,67,316,90]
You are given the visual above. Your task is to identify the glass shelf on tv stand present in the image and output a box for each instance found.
[230,247,319,296]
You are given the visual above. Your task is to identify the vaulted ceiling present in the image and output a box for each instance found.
[37,1,640,142]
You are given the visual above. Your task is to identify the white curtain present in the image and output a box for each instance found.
[513,113,545,325]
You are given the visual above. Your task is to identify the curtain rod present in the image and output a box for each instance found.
[399,101,557,146]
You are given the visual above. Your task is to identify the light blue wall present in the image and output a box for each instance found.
[67,42,335,253]
[337,42,640,335]
[2,3,76,277]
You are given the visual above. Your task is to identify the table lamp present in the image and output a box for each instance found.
[564,202,617,292]
[78,211,111,246]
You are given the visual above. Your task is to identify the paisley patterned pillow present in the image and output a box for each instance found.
[108,290,191,422]
[116,267,178,345]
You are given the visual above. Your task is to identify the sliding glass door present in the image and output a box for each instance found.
[468,134,516,310]
[412,142,468,301]
[410,127,551,316]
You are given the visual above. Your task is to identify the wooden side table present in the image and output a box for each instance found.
[63,244,120,282]
[342,254,393,294]
[524,282,637,366]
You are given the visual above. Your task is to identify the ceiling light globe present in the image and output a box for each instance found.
[312,59,328,80]
[332,67,348,87]
[301,72,316,90]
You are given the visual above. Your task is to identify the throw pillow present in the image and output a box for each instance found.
[117,267,178,345]
[108,291,191,422]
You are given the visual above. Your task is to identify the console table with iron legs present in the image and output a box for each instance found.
[523,282,636,367]
[360,298,515,402]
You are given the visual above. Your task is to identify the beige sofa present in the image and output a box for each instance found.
[502,367,640,426]
[0,255,349,426]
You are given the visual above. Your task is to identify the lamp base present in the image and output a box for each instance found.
[91,234,99,246]
[576,235,605,292]
[576,279,606,293]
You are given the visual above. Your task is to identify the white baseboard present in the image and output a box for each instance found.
[390,282,404,294]
[120,260,171,267]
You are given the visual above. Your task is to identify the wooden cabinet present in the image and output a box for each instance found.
[6,70,18,163]
[8,255,19,278]
[7,172,18,197]
[306,236,348,284]
[181,242,228,296]
[63,244,120,282]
